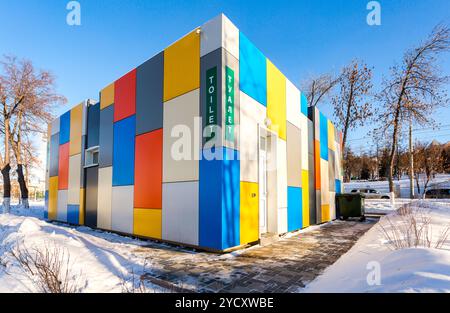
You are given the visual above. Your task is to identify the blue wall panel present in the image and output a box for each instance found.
[288,186,302,232]
[199,147,240,250]
[59,111,71,145]
[222,148,240,250]
[67,204,79,224]
[199,147,223,250]
[335,179,342,194]
[301,93,308,116]
[44,190,49,219]
[319,112,329,161]
[113,115,136,186]
[239,32,267,106]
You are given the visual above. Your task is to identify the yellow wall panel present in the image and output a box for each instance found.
[164,31,200,102]
[328,120,335,151]
[134,208,162,239]
[240,182,259,245]
[301,170,310,228]
[100,82,115,109]
[48,176,58,220]
[79,188,85,225]
[69,103,83,156]
[321,204,330,223]
[267,60,286,140]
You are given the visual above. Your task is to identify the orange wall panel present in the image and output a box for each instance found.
[134,129,163,209]
[314,140,321,190]
[114,69,136,122]
[58,143,70,190]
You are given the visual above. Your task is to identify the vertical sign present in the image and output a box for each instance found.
[206,67,217,142]
[225,66,235,142]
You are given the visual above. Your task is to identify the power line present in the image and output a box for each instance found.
[347,126,450,142]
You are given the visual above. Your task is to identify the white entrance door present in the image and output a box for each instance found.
[259,139,268,234]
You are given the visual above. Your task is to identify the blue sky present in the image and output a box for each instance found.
[0,0,449,155]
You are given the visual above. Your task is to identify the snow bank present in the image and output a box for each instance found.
[303,200,450,293]
[0,205,162,293]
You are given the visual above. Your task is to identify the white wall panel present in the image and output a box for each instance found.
[300,115,309,171]
[277,138,287,234]
[57,190,68,222]
[330,191,336,220]
[200,14,239,60]
[277,207,288,234]
[320,159,330,205]
[240,91,266,182]
[111,185,134,234]
[97,167,113,230]
[162,181,199,245]
[68,154,81,204]
[222,14,239,60]
[286,79,301,128]
[81,101,88,136]
[163,89,200,183]
[51,117,60,136]
[200,14,222,57]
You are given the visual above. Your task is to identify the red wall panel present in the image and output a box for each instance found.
[58,143,70,190]
[134,129,163,209]
[114,69,136,122]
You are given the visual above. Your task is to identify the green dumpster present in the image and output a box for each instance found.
[336,193,366,221]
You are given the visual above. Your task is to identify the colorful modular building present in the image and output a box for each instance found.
[45,14,343,251]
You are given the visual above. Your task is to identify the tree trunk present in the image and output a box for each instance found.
[415,174,421,195]
[388,131,398,193]
[16,164,29,208]
[1,164,11,213]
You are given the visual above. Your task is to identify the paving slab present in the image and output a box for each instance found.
[137,219,376,293]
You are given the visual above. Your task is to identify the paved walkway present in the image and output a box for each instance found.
[135,219,376,293]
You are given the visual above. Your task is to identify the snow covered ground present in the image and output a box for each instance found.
[0,202,163,293]
[303,199,450,293]
[2,197,449,293]
[344,173,450,198]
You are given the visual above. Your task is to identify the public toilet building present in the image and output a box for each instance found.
[45,14,343,252]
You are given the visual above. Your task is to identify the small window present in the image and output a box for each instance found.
[351,189,358,193]
[369,189,377,194]
[85,146,99,167]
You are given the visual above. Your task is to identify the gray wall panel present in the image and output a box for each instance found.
[87,102,100,148]
[200,48,223,148]
[80,135,86,188]
[328,149,336,191]
[287,122,302,187]
[85,166,98,228]
[99,105,114,168]
[136,52,164,135]
[49,133,60,177]
[308,152,316,225]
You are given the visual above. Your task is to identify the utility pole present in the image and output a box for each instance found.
[409,118,415,199]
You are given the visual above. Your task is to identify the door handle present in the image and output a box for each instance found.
[251,193,257,198]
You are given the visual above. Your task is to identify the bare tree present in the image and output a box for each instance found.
[332,59,374,152]
[301,73,339,108]
[0,55,65,210]
[376,25,450,192]
[421,141,443,192]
